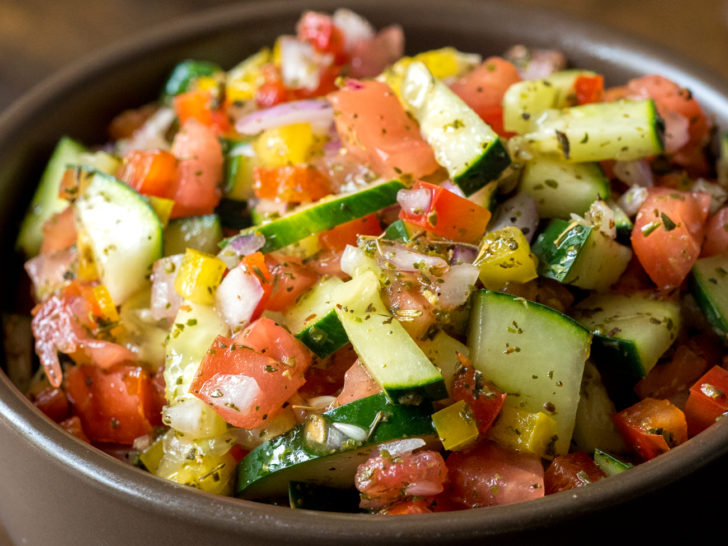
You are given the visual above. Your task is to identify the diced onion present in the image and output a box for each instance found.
[218,233,266,269]
[582,200,616,239]
[613,159,654,188]
[618,185,649,217]
[198,373,260,415]
[279,36,332,92]
[332,422,369,442]
[215,265,264,330]
[162,396,227,438]
[435,263,480,309]
[118,107,176,154]
[693,178,728,214]
[376,437,426,457]
[488,192,540,243]
[332,8,375,52]
[235,99,334,135]
[150,254,184,321]
[376,242,448,273]
[397,187,431,215]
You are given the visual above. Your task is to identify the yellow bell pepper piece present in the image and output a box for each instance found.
[139,437,164,474]
[174,248,226,305]
[226,48,271,104]
[253,123,320,167]
[157,450,237,496]
[475,226,539,290]
[487,404,558,458]
[76,229,99,282]
[432,400,479,451]
[145,195,174,227]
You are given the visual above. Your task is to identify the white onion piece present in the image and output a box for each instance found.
[235,99,334,136]
[376,437,426,457]
[397,187,431,215]
[693,178,728,214]
[332,8,375,52]
[150,254,184,321]
[118,107,175,154]
[215,264,264,330]
[662,110,691,153]
[405,481,445,497]
[583,200,617,239]
[613,159,654,188]
[441,180,466,198]
[488,192,540,243]
[332,422,368,442]
[198,373,260,415]
[618,186,649,217]
[377,243,448,273]
[162,396,226,437]
[279,36,332,92]
[340,244,379,277]
[435,263,480,309]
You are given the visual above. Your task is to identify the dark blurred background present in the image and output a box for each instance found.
[1,0,727,111]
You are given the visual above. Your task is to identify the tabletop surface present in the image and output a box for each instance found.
[0,1,727,545]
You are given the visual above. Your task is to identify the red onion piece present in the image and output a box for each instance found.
[613,159,654,188]
[235,99,334,136]
[435,263,480,309]
[215,264,264,330]
[662,110,691,153]
[488,192,540,243]
[618,186,649,217]
[441,180,466,198]
[150,255,184,321]
[504,45,567,80]
[219,233,266,269]
[451,244,478,264]
[397,187,431,216]
[376,242,448,272]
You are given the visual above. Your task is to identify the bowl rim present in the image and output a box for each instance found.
[2,0,728,542]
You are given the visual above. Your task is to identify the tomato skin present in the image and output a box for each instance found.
[544,452,606,494]
[263,254,319,312]
[702,207,728,257]
[253,165,333,203]
[256,65,290,108]
[65,364,160,445]
[298,343,357,398]
[40,206,77,254]
[334,360,382,407]
[233,317,313,371]
[634,342,710,401]
[59,415,90,443]
[118,149,177,199]
[169,118,223,219]
[684,365,728,436]
[613,397,688,461]
[449,57,521,137]
[451,359,506,436]
[446,441,544,508]
[296,11,347,64]
[381,272,438,340]
[173,89,231,135]
[31,385,70,423]
[574,74,604,105]
[398,181,491,244]
[328,79,439,180]
[319,214,382,252]
[630,187,710,290]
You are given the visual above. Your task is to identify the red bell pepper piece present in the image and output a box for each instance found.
[684,365,728,436]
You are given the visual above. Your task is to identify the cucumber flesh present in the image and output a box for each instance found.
[594,448,633,476]
[468,290,592,455]
[691,254,728,337]
[164,214,222,256]
[73,169,163,305]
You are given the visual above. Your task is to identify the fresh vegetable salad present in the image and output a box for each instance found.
[9,8,728,514]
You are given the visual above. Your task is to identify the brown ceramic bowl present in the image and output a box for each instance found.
[1,1,727,544]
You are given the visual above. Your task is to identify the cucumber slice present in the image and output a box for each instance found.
[332,271,448,403]
[594,449,633,476]
[382,219,414,242]
[572,292,681,378]
[531,219,632,292]
[73,169,163,304]
[163,214,222,256]
[223,140,256,201]
[468,290,592,455]
[519,158,610,219]
[284,276,348,358]
[233,179,405,253]
[608,199,633,245]
[16,136,87,257]
[418,329,470,395]
[691,253,728,336]
[162,59,222,100]
[235,392,437,500]
[401,61,510,195]
[517,99,664,162]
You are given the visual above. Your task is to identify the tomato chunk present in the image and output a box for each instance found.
[253,165,332,203]
[631,187,710,290]
[574,74,604,105]
[297,11,347,64]
[451,355,506,436]
[333,360,382,407]
[173,89,231,135]
[263,253,319,312]
[446,441,544,508]
[40,206,77,254]
[684,365,728,436]
[233,316,313,370]
[65,364,161,445]
[398,181,490,244]
[702,207,728,257]
[117,149,177,199]
[319,214,382,252]
[328,79,439,180]
[544,452,606,494]
[613,397,688,461]
[31,385,70,423]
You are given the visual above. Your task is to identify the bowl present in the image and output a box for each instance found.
[1,1,727,544]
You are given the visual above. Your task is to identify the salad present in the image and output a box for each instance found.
[8,8,728,514]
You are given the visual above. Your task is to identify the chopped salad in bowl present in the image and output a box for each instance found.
[9,7,728,515]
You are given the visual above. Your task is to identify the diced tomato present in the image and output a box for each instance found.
[31,385,70,423]
[450,57,521,137]
[117,149,177,199]
[190,333,308,429]
[242,251,274,320]
[398,181,491,244]
[256,64,290,108]
[253,165,333,203]
[328,79,439,180]
[263,253,319,311]
[297,11,347,64]
[65,364,161,445]
[544,452,606,494]
[107,104,158,141]
[299,344,357,398]
[334,360,382,407]
[233,316,313,375]
[355,449,448,511]
[382,272,437,340]
[319,214,382,252]
[684,365,728,436]
[40,206,77,254]
[383,500,433,515]
[613,397,688,461]
[574,74,604,105]
[702,207,728,257]
[451,355,506,436]
[306,248,349,280]
[634,343,710,402]
[630,187,710,290]
[446,441,544,508]
[173,89,231,135]
[59,415,90,443]
[169,118,224,218]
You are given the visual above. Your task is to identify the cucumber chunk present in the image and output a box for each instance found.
[73,169,163,304]
[468,290,592,455]
[236,392,437,500]
[691,253,728,337]
[401,61,510,195]
[594,448,633,476]
[332,271,448,403]
[164,214,222,256]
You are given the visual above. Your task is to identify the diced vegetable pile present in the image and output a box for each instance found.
[10,8,728,514]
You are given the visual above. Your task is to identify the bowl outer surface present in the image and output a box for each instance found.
[1,0,727,544]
